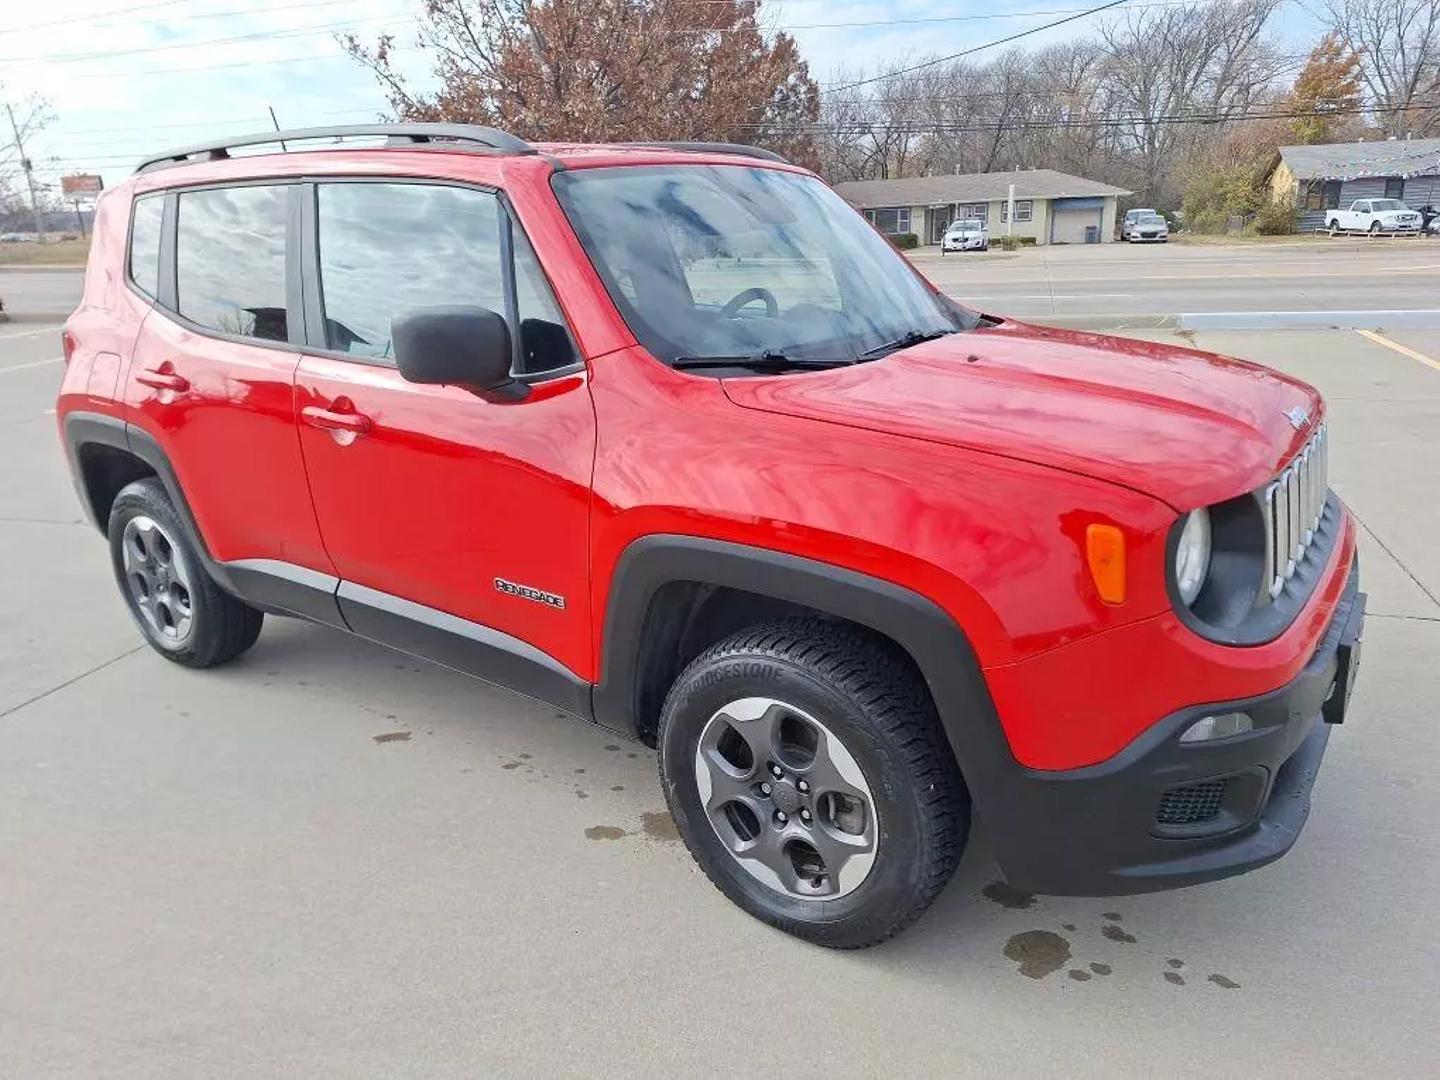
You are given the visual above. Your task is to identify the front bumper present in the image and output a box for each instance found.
[943,238,986,251]
[989,560,1364,896]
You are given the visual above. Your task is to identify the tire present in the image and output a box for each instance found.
[657,618,969,948]
[1328,220,1340,234]
[108,477,263,668]
[1369,221,1382,234]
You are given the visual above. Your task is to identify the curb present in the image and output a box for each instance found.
[1026,310,1440,332]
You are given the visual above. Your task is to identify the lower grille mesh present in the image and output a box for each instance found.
[1156,779,1228,826]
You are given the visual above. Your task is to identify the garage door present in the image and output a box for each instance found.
[1051,206,1101,244]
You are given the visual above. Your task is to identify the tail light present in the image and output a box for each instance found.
[61,328,77,365]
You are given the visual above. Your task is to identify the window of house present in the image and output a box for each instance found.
[175,185,290,342]
[867,207,911,234]
[1385,177,1405,200]
[959,202,988,222]
[1304,181,1344,211]
[128,194,164,299]
[1000,200,1033,223]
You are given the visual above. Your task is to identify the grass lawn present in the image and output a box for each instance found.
[0,238,91,266]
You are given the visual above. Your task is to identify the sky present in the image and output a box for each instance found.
[1,0,1327,198]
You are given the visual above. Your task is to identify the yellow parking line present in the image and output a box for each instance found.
[1355,329,1440,373]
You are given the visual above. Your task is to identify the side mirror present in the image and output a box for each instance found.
[392,305,525,400]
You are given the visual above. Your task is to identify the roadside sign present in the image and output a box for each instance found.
[61,174,103,197]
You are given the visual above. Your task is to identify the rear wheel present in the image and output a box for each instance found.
[658,618,969,948]
[1328,219,1340,234]
[108,478,263,667]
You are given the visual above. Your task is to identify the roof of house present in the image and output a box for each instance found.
[1276,138,1440,181]
[831,168,1131,208]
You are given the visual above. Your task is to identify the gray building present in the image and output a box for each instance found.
[1266,138,1440,231]
[832,169,1130,246]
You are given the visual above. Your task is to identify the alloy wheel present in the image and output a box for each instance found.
[694,697,878,899]
[121,514,195,645]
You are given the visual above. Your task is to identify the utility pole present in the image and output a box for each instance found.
[6,102,47,245]
[1006,183,1015,238]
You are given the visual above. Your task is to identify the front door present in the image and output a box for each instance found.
[931,206,953,244]
[292,180,596,689]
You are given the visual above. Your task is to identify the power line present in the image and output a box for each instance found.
[0,0,188,36]
[823,0,1134,94]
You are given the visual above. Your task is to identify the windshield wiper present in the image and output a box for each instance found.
[672,351,853,372]
[860,328,957,358]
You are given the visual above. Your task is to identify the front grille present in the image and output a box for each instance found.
[1263,422,1328,600]
[1156,779,1229,826]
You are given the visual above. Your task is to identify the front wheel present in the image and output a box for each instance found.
[657,619,969,948]
[1369,221,1382,234]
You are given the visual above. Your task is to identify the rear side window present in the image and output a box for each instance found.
[316,182,505,360]
[128,195,164,299]
[175,185,290,342]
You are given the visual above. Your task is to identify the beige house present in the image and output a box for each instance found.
[832,169,1130,246]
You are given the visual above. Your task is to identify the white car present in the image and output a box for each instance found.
[1123,212,1169,242]
[1327,198,1423,235]
[940,219,988,253]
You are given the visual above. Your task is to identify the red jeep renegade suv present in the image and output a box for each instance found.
[58,125,1365,947]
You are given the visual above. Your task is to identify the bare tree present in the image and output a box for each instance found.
[1097,0,1286,204]
[0,85,52,220]
[1322,0,1440,135]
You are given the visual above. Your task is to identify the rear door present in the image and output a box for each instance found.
[121,182,338,612]
[292,179,596,693]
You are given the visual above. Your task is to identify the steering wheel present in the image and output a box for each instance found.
[720,287,780,319]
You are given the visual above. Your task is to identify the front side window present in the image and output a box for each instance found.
[553,165,975,365]
[176,185,290,342]
[315,182,574,374]
[128,194,164,299]
[316,182,504,360]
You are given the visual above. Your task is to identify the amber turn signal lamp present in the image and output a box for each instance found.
[1085,524,1126,605]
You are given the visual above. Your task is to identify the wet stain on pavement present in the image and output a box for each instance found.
[611,785,625,792]
[640,811,680,842]
[1164,971,1186,986]
[372,732,411,744]
[1102,912,1122,921]
[1088,962,1112,976]
[1068,968,1092,982]
[1167,958,1184,969]
[501,761,523,770]
[1061,923,1077,932]
[585,825,629,841]
[1102,923,1137,944]
[1003,930,1072,980]
[575,790,589,799]
[604,745,621,751]
[1209,974,1241,989]
[982,880,1037,910]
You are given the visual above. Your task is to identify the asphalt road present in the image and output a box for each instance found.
[0,268,83,320]
[912,237,1440,319]
[3,315,1440,1076]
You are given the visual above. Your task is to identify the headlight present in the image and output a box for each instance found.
[1173,508,1211,606]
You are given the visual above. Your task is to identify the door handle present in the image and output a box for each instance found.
[135,366,189,392]
[301,404,373,435]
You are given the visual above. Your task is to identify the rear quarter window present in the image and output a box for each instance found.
[128,195,164,299]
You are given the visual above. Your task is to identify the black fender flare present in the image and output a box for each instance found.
[590,534,1020,816]
[64,410,235,592]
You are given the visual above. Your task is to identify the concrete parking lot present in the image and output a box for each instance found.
[3,279,1439,1074]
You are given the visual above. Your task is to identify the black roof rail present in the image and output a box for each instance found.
[617,141,788,164]
[135,123,536,174]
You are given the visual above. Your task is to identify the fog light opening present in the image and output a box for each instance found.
[1180,711,1253,744]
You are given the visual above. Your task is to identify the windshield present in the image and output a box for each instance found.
[1138,214,1166,225]
[1371,199,1407,211]
[949,220,984,233]
[552,165,975,364]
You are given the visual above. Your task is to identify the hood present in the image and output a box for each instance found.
[720,320,1322,509]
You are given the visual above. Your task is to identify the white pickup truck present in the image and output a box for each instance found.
[1327,198,1424,235]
